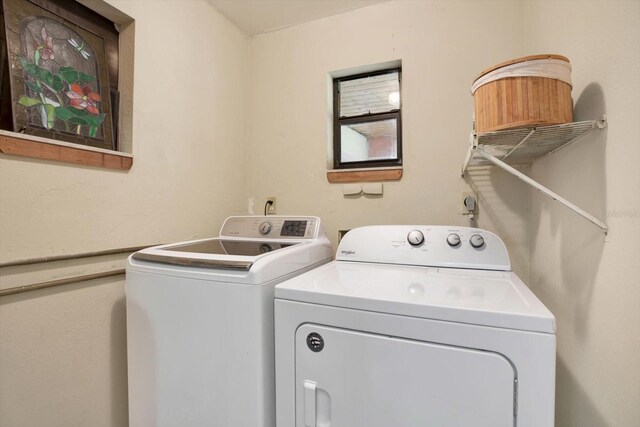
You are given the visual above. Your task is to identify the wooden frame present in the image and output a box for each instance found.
[326,167,402,183]
[0,129,132,170]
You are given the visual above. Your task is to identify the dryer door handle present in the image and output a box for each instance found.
[304,380,317,427]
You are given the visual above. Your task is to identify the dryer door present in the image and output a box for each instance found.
[295,324,516,427]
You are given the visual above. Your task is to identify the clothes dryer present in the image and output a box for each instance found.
[275,225,555,427]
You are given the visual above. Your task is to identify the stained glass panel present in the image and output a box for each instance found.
[2,0,114,150]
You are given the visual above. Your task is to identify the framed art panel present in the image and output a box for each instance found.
[2,0,115,150]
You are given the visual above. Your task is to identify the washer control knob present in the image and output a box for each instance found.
[258,221,272,235]
[470,234,485,248]
[259,244,273,254]
[447,233,461,247]
[407,230,425,246]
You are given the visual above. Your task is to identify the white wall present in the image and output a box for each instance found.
[3,1,638,426]
[0,1,249,426]
[246,0,532,277]
[340,125,368,162]
[524,1,640,426]
[246,2,640,424]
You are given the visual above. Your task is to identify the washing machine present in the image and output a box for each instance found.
[126,215,332,427]
[274,225,555,427]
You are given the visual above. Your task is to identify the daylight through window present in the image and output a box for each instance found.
[333,68,402,169]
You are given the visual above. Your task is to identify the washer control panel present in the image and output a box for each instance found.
[221,216,321,240]
[337,225,511,271]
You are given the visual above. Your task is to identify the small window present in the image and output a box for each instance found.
[333,68,402,169]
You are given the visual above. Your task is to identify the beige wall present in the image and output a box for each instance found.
[245,0,532,277]
[524,1,640,426]
[0,1,249,426]
[2,0,639,426]
[246,1,640,425]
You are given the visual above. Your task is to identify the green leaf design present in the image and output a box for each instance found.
[89,127,98,138]
[34,49,41,66]
[83,114,105,128]
[89,114,105,128]
[20,58,42,78]
[69,117,90,126]
[58,68,79,84]
[51,75,64,92]
[44,104,55,129]
[55,106,78,121]
[26,82,42,93]
[72,108,89,117]
[18,96,42,107]
[55,107,105,128]
[78,72,95,83]
[70,109,104,127]
[20,58,64,92]
[58,66,94,84]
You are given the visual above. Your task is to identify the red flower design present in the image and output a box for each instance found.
[66,83,101,115]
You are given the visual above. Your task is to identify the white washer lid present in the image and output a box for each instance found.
[275,261,555,334]
[127,239,333,285]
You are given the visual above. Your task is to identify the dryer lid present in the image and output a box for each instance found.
[275,261,555,334]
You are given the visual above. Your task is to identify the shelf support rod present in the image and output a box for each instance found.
[502,129,535,161]
[461,133,476,177]
[475,147,609,233]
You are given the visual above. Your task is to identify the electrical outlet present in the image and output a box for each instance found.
[461,191,478,215]
[266,197,277,215]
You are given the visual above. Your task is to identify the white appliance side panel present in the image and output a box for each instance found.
[126,270,275,427]
[294,324,515,427]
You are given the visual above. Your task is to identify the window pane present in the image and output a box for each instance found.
[340,119,397,163]
[339,72,400,117]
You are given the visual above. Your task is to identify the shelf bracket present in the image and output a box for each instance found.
[475,147,609,233]
[502,129,535,161]
[461,132,476,176]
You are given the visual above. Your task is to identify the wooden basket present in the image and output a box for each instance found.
[472,54,573,134]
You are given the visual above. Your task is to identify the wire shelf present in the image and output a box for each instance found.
[466,119,605,167]
[461,117,609,233]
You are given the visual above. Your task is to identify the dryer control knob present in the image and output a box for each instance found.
[258,221,272,235]
[470,234,485,248]
[447,233,461,247]
[407,230,425,246]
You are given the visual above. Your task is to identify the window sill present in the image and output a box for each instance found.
[0,130,133,170]
[326,167,402,183]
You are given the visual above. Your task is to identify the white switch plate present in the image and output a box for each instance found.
[343,184,362,196]
[362,183,383,195]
